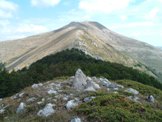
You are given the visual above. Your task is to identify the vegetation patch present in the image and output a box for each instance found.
[0,49,162,97]
[76,93,162,122]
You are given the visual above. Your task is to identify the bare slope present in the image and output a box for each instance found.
[0,21,161,79]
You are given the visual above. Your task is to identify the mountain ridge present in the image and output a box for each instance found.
[0,21,162,80]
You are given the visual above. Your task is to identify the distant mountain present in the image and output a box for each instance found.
[0,21,162,81]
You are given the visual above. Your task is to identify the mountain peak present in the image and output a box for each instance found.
[67,21,107,30]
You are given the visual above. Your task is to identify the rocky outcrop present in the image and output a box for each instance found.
[16,102,26,114]
[73,69,87,91]
[37,103,55,117]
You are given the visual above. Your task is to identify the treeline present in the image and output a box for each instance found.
[0,49,162,97]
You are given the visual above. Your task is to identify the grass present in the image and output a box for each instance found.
[76,93,162,122]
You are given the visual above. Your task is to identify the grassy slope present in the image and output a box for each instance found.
[2,79,162,122]
[76,80,162,122]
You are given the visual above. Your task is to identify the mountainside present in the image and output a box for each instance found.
[0,21,162,80]
[1,49,162,98]
[0,69,162,122]
[1,49,162,122]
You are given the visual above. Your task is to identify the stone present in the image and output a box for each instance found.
[99,78,111,87]
[47,89,57,95]
[16,102,26,114]
[11,93,19,99]
[66,99,79,110]
[18,92,24,98]
[83,96,96,103]
[71,117,81,122]
[125,88,139,95]
[37,98,45,105]
[37,103,55,117]
[84,86,96,92]
[117,84,124,89]
[147,95,155,103]
[0,109,5,114]
[86,77,100,90]
[32,83,43,89]
[73,69,87,91]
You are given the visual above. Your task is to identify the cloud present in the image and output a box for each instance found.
[31,0,60,7]
[145,8,160,20]
[0,0,18,18]
[79,0,131,14]
[0,22,49,41]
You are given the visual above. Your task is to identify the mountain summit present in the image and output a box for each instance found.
[0,21,162,80]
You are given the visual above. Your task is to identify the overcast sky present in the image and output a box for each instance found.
[0,0,162,46]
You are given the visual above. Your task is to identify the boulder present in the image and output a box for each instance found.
[147,95,155,103]
[0,108,5,114]
[16,102,26,114]
[125,88,139,95]
[99,78,111,87]
[66,99,80,110]
[86,77,100,90]
[47,89,57,95]
[73,69,87,91]
[32,83,43,89]
[83,96,96,103]
[71,117,82,122]
[37,103,55,117]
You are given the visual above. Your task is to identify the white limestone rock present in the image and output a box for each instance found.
[32,83,43,89]
[16,102,26,114]
[73,69,87,91]
[71,117,82,122]
[147,95,155,103]
[37,103,55,117]
[83,96,96,103]
[125,88,139,95]
[99,78,111,87]
[66,99,80,110]
[86,77,100,90]
[47,89,57,95]
[0,109,5,114]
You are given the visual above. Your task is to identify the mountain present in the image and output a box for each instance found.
[0,21,162,81]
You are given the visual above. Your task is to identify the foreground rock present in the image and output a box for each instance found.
[66,99,80,110]
[71,117,82,122]
[125,88,139,95]
[16,102,26,114]
[147,95,155,103]
[73,69,87,91]
[32,83,43,89]
[85,77,100,91]
[37,103,55,117]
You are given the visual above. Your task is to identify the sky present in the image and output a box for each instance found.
[0,0,162,46]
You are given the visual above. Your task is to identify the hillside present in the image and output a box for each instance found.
[0,49,161,98]
[0,69,162,122]
[0,21,162,81]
